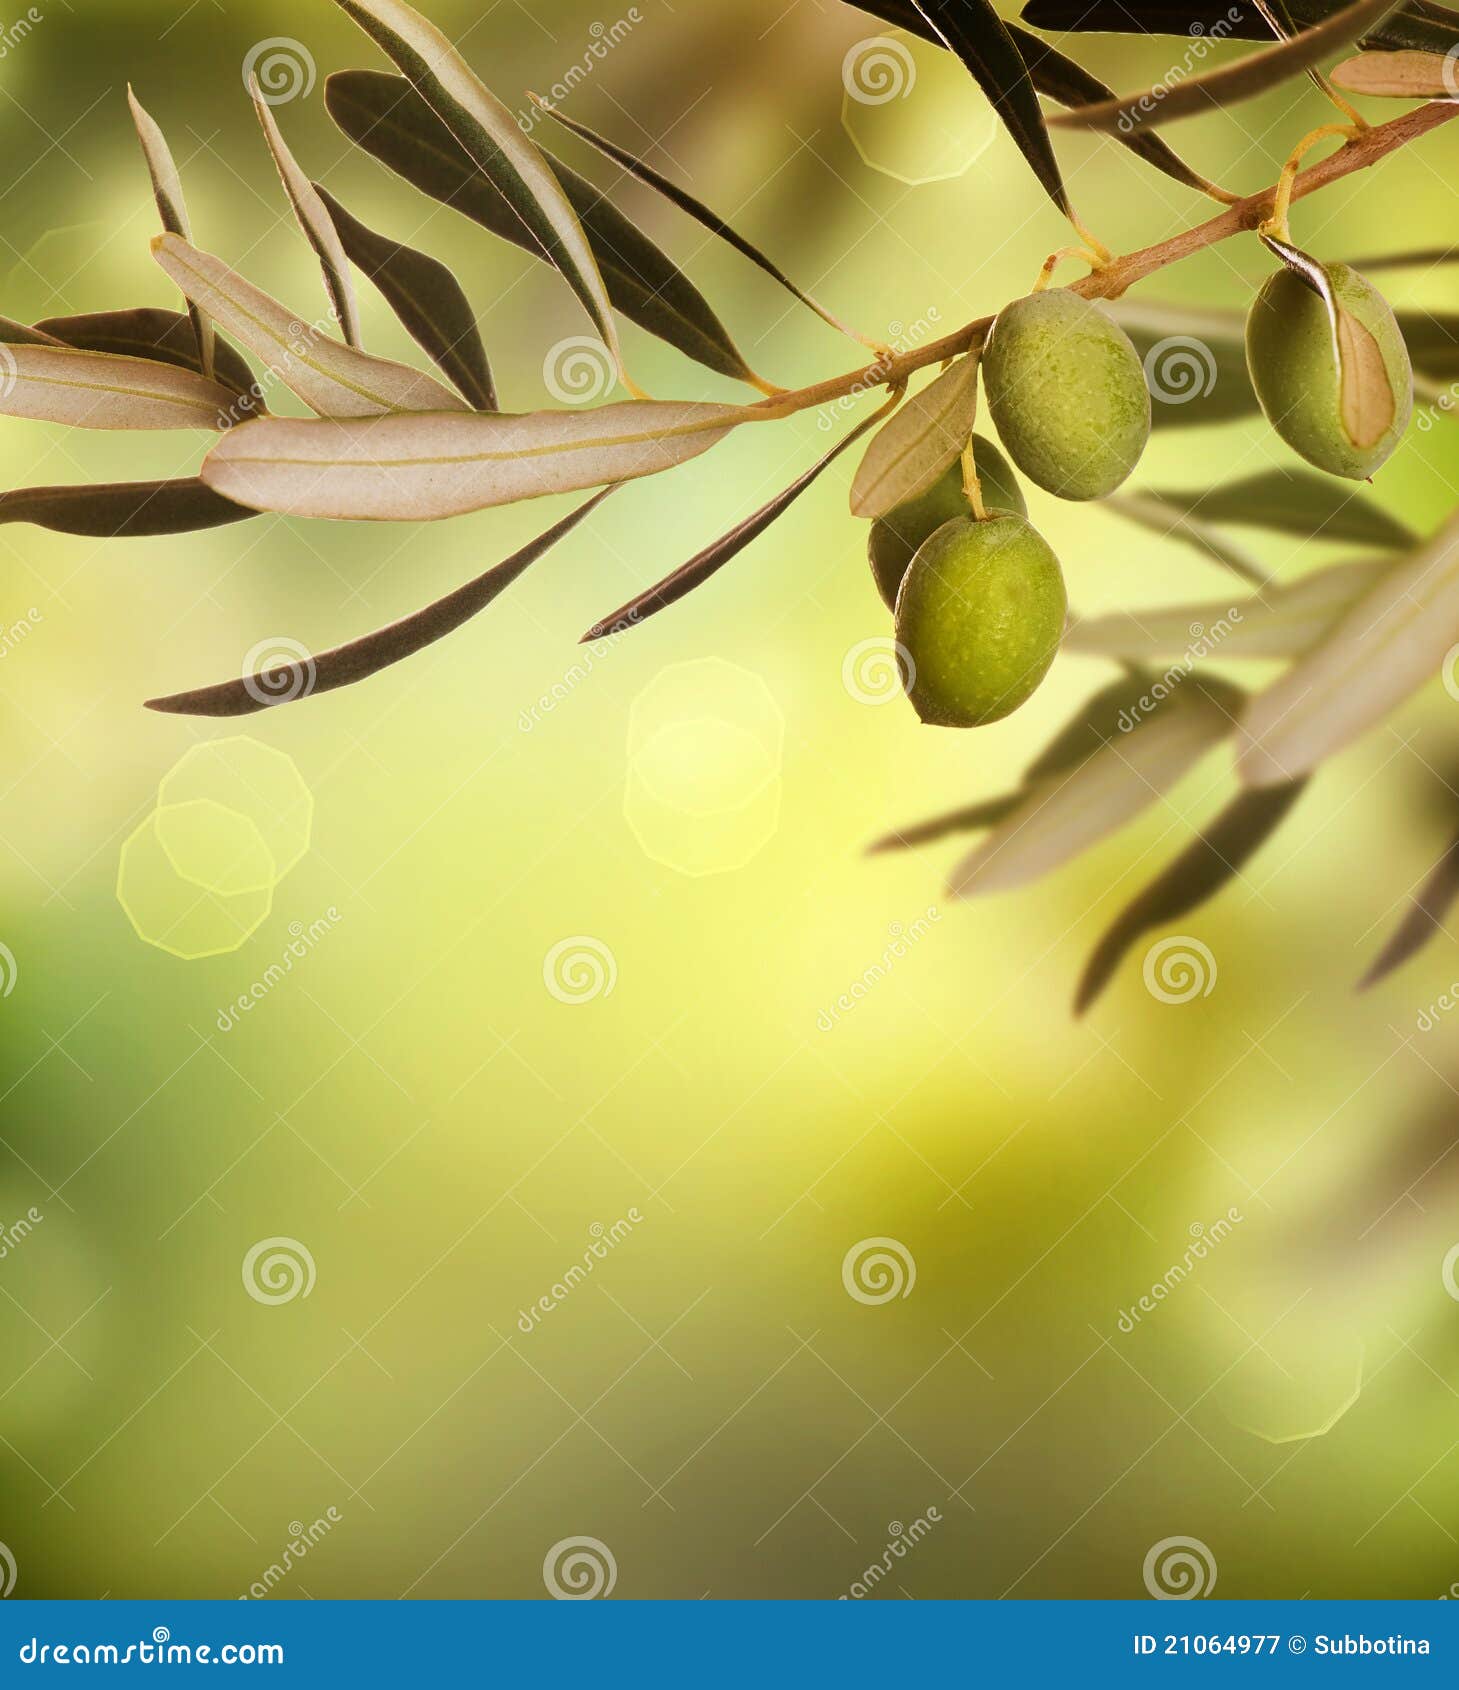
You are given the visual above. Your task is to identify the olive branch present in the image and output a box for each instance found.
[3,0,1459,1006]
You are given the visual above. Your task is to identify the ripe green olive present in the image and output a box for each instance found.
[867,436,1026,610]
[982,290,1151,501]
[895,512,1067,728]
[1245,261,1413,480]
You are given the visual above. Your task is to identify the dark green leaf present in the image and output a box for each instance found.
[581,411,885,642]
[314,184,496,411]
[0,478,254,538]
[1075,780,1309,1014]
[535,99,871,346]
[145,490,613,718]
[1143,468,1415,548]
[1359,831,1459,988]
[1350,248,1459,268]
[1020,0,1454,54]
[1398,310,1459,380]
[912,0,1071,214]
[325,71,759,387]
[845,2,1236,199]
[1048,0,1404,134]
[128,87,216,382]
[36,308,265,416]
[0,316,63,346]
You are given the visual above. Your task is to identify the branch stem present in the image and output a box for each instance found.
[752,100,1459,423]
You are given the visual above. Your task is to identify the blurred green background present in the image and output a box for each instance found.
[3,0,1459,1603]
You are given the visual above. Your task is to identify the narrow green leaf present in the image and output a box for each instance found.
[1398,309,1459,379]
[1020,0,1453,55]
[1238,508,1459,787]
[1107,493,1271,586]
[145,490,612,717]
[330,0,628,388]
[849,354,981,519]
[249,78,362,348]
[314,184,496,411]
[1359,830,1459,988]
[326,71,757,387]
[0,316,63,346]
[1144,467,1415,548]
[534,98,867,349]
[128,87,215,380]
[948,681,1243,899]
[35,308,264,414]
[0,478,254,538]
[1048,0,1405,133]
[1066,559,1390,662]
[1075,781,1308,1013]
[912,0,1071,214]
[581,409,887,642]
[845,1,1237,199]
[0,343,237,431]
[200,400,756,522]
[152,233,469,417]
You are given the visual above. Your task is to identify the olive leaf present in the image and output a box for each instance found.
[947,680,1244,898]
[1066,558,1391,662]
[1143,468,1414,548]
[1397,309,1459,379]
[1238,507,1459,787]
[146,490,613,718]
[581,408,888,642]
[1020,0,1454,55]
[314,185,496,411]
[1359,830,1459,988]
[199,400,756,522]
[868,670,1165,853]
[0,344,238,431]
[845,1,1237,199]
[36,308,264,413]
[331,0,629,388]
[1049,0,1406,133]
[534,99,871,349]
[1350,247,1459,268]
[911,0,1072,215]
[849,354,981,519]
[0,478,254,538]
[152,233,470,417]
[1260,232,1399,453]
[325,71,758,388]
[1331,47,1459,93]
[127,87,215,381]
[249,77,362,349]
[1074,780,1309,1014]
[0,315,63,346]
[1106,493,1271,586]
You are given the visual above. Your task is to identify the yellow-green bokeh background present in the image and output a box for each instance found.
[3,0,1459,1602]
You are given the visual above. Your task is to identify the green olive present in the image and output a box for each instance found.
[895,513,1067,728]
[1245,261,1412,480]
[982,290,1151,501]
[867,436,1026,610]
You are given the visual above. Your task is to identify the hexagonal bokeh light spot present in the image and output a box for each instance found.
[841,31,1000,187]
[158,736,313,885]
[625,659,784,877]
[155,798,278,899]
[118,805,275,960]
